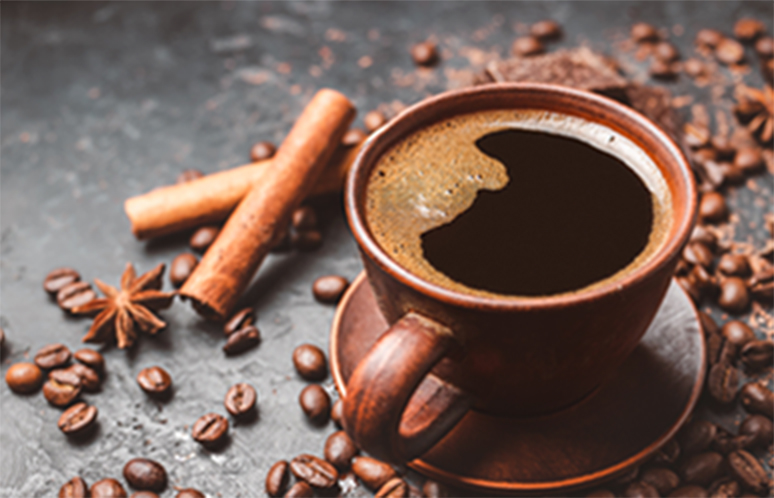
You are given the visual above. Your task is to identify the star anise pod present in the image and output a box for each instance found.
[734,85,773,144]
[72,263,176,349]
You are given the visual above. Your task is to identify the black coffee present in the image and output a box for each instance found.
[421,129,653,296]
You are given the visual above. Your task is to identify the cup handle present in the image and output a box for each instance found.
[342,312,472,463]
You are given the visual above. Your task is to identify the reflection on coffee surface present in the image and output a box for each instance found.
[365,109,671,298]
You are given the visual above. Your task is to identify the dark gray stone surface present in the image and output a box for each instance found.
[1,2,771,497]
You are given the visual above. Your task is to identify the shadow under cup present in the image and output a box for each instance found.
[345,83,697,418]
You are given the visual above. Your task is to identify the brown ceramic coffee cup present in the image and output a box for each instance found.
[342,83,697,464]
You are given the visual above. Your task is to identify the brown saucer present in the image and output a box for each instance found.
[330,272,705,495]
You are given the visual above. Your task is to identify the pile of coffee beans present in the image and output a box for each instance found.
[44,268,96,314]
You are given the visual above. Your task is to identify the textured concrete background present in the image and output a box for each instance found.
[1,2,772,497]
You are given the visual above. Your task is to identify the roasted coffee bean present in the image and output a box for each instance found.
[66,363,101,392]
[586,490,615,498]
[756,36,774,58]
[715,38,746,65]
[290,230,323,251]
[123,458,167,492]
[330,399,344,427]
[342,128,368,146]
[364,110,387,132]
[734,147,763,173]
[669,485,708,497]
[352,456,397,490]
[680,452,725,486]
[44,268,81,295]
[34,343,72,370]
[43,377,81,407]
[292,206,318,231]
[376,478,408,498]
[224,382,257,416]
[223,325,260,355]
[640,467,680,495]
[696,29,723,48]
[631,23,659,43]
[299,384,330,424]
[324,430,358,470]
[734,19,765,42]
[58,402,98,435]
[679,419,718,455]
[136,366,172,396]
[284,482,314,498]
[410,41,438,67]
[717,278,750,314]
[57,281,97,312]
[130,492,159,498]
[739,414,773,448]
[189,225,220,252]
[511,36,544,56]
[223,307,255,336]
[683,242,714,269]
[710,136,736,158]
[191,413,229,446]
[721,320,755,361]
[652,438,681,465]
[717,254,751,277]
[49,367,83,388]
[293,344,327,380]
[530,20,562,41]
[683,58,706,77]
[750,280,774,302]
[712,427,755,454]
[169,253,198,288]
[74,348,105,373]
[740,340,774,371]
[654,42,680,62]
[707,361,739,404]
[59,477,88,498]
[290,454,339,489]
[708,479,740,498]
[699,310,720,336]
[175,489,205,498]
[685,123,711,148]
[312,275,349,304]
[739,382,774,417]
[176,169,204,184]
[623,481,659,498]
[5,362,43,393]
[727,450,768,494]
[678,276,701,303]
[719,162,745,185]
[90,478,127,498]
[707,331,724,367]
[266,460,290,497]
[250,141,276,162]
[650,59,678,79]
[699,192,728,223]
[690,265,717,294]
[422,480,450,498]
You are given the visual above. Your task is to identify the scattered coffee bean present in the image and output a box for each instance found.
[169,253,198,288]
[755,36,774,58]
[44,268,81,295]
[292,206,318,231]
[299,384,330,424]
[34,343,72,370]
[640,467,680,496]
[715,38,746,65]
[739,382,774,417]
[734,147,763,173]
[74,348,105,374]
[678,419,718,455]
[223,325,261,355]
[710,135,736,158]
[711,427,754,454]
[708,479,740,498]
[57,281,97,313]
[685,123,711,148]
[58,402,98,435]
[136,366,172,396]
[342,128,368,146]
[250,141,276,162]
[721,320,756,356]
[422,480,450,498]
[739,414,773,448]
[717,254,751,277]
[352,456,397,490]
[680,451,724,486]
[59,476,88,498]
[130,492,159,498]
[623,481,659,498]
[699,192,728,223]
[191,412,229,446]
[717,277,750,314]
[266,460,290,497]
[734,19,765,42]
[411,41,438,67]
[740,340,774,371]
[290,454,339,489]
[511,36,544,56]
[330,399,343,427]
[718,162,745,185]
[690,265,716,295]
[324,430,358,470]
[650,59,678,79]
[224,382,257,416]
[683,242,714,269]
[284,482,314,498]
[175,489,205,498]
[312,275,349,304]
[90,478,127,498]
[66,363,101,392]
[683,58,705,78]
[693,225,719,250]
[631,23,659,43]
[696,29,723,48]
[364,110,387,132]
[376,478,408,498]
[223,307,255,336]
[727,450,769,494]
[530,20,562,41]
[654,41,680,62]
[177,169,204,184]
[5,362,43,393]
[123,458,167,492]
[707,361,739,404]
[290,230,323,251]
[652,438,681,465]
[292,344,327,381]
[189,226,220,252]
[668,485,708,497]
[43,378,82,407]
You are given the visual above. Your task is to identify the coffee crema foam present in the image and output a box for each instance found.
[365,109,673,298]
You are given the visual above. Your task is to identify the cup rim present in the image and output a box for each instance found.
[346,83,697,311]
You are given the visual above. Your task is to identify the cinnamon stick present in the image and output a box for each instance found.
[179,89,356,320]
[124,139,362,240]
